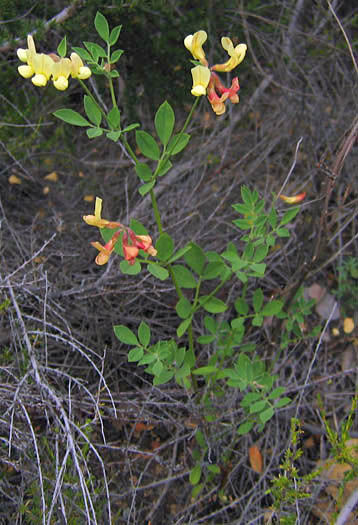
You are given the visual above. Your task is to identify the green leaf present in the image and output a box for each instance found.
[109,25,122,45]
[86,128,103,138]
[192,366,217,376]
[138,354,156,365]
[110,69,120,78]
[129,219,148,235]
[253,288,264,313]
[200,296,228,314]
[113,325,139,345]
[202,261,226,280]
[138,180,155,196]
[259,407,274,423]
[107,107,121,129]
[268,207,278,228]
[177,317,192,338]
[280,206,300,226]
[252,314,263,326]
[153,369,174,385]
[72,47,92,62]
[267,387,285,400]
[106,130,121,142]
[276,227,290,237]
[249,263,266,276]
[261,300,283,316]
[83,41,107,60]
[84,95,102,126]
[122,123,140,133]
[147,263,169,281]
[176,297,192,319]
[197,335,216,344]
[184,242,206,275]
[168,245,192,264]
[234,297,249,315]
[233,218,252,230]
[232,202,251,215]
[110,49,124,63]
[57,35,67,58]
[207,464,220,474]
[195,430,207,449]
[275,397,291,408]
[168,133,190,155]
[250,400,267,414]
[152,360,163,377]
[138,321,150,347]
[157,158,172,177]
[253,244,268,263]
[135,162,153,182]
[155,101,175,146]
[128,347,144,362]
[156,233,174,261]
[119,260,141,274]
[237,421,254,435]
[241,185,258,206]
[191,483,203,499]
[172,265,197,288]
[95,11,110,41]
[175,346,185,367]
[190,463,201,485]
[53,109,90,127]
[241,393,262,407]
[135,130,160,160]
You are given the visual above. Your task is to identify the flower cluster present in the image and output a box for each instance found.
[184,30,247,115]
[83,197,157,265]
[17,35,91,90]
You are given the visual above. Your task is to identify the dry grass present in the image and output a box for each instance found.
[0,1,358,523]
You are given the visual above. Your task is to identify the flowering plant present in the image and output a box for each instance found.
[185,30,246,114]
[16,12,309,493]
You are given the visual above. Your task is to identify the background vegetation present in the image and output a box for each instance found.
[0,0,358,523]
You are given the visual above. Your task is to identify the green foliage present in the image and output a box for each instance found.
[267,418,321,524]
[334,256,358,315]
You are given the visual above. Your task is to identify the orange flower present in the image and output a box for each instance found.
[133,234,158,256]
[279,192,306,204]
[123,244,139,265]
[91,231,121,265]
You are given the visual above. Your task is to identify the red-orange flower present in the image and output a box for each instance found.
[131,233,157,256]
[279,192,306,204]
[91,231,121,265]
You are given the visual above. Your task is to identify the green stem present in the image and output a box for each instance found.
[107,75,117,109]
[122,135,138,164]
[77,79,109,124]
[146,98,201,390]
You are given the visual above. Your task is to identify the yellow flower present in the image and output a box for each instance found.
[184,30,208,66]
[51,57,72,91]
[190,65,211,96]
[17,35,37,79]
[70,53,92,80]
[212,38,247,73]
[17,36,91,88]
[83,197,115,228]
[31,52,54,86]
[18,36,54,87]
